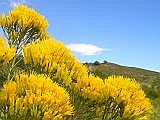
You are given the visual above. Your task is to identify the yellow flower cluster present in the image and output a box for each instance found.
[104,76,153,119]
[23,39,88,86]
[22,38,106,111]
[76,74,105,101]
[0,4,48,42]
[22,39,152,119]
[0,73,73,119]
[0,36,15,65]
[77,75,152,119]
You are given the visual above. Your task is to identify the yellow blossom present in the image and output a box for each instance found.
[0,36,16,65]
[0,73,73,119]
[76,74,105,101]
[0,4,49,44]
[104,76,153,120]
[22,39,87,86]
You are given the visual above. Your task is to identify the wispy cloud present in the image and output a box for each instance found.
[66,43,107,56]
[10,0,26,8]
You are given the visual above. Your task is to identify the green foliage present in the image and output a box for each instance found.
[152,99,160,120]
[94,61,101,65]
[0,65,9,87]
[93,69,107,80]
[142,84,159,100]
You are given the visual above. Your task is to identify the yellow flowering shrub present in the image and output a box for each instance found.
[0,36,15,65]
[104,76,153,120]
[22,38,153,119]
[22,39,97,99]
[75,75,152,119]
[0,4,48,46]
[0,73,73,120]
[0,4,153,120]
[22,39,88,86]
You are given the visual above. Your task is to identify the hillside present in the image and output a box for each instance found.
[85,61,160,82]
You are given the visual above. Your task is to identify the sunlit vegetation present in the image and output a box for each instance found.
[0,5,153,120]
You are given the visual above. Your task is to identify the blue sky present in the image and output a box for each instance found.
[0,0,160,72]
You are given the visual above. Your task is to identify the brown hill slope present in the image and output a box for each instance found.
[85,62,160,84]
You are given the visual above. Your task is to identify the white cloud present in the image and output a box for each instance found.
[66,43,106,56]
[10,0,26,8]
